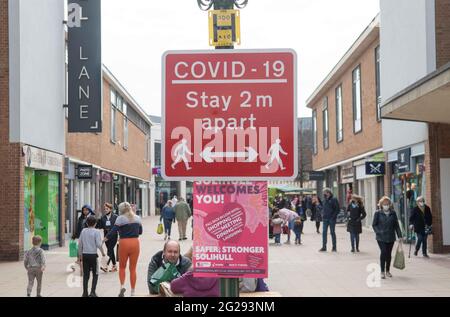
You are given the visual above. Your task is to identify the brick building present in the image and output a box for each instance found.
[380,0,450,253]
[64,66,152,238]
[0,0,66,260]
[307,16,385,227]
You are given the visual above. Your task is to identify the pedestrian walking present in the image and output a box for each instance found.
[24,235,46,297]
[78,216,105,297]
[174,197,192,240]
[293,218,303,245]
[97,203,118,272]
[347,195,366,253]
[372,196,403,279]
[161,201,176,240]
[319,188,340,252]
[409,196,432,258]
[104,202,143,297]
[311,195,323,234]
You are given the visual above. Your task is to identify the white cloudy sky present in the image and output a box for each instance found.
[102,0,380,118]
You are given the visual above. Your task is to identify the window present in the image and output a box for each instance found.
[111,106,116,142]
[375,46,381,121]
[335,85,343,142]
[322,97,329,150]
[352,66,362,133]
[313,110,318,155]
[123,117,128,149]
[110,88,117,142]
[110,88,116,107]
[123,102,128,116]
[116,95,123,112]
[155,142,162,166]
[146,136,151,163]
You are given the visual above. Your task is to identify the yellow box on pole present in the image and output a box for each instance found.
[208,10,241,47]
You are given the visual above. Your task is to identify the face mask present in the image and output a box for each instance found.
[382,205,390,211]
[418,202,424,207]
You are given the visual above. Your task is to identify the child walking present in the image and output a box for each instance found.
[293,218,303,245]
[24,235,46,297]
[271,212,283,246]
[78,215,105,297]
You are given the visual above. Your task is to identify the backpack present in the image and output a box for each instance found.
[255,278,269,292]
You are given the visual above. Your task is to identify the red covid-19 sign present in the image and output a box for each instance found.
[162,49,297,180]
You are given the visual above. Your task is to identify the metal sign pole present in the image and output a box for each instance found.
[214,0,238,298]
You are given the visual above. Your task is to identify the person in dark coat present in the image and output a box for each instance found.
[161,201,176,240]
[346,195,367,253]
[311,195,323,234]
[74,204,95,239]
[409,196,432,257]
[97,203,119,272]
[372,196,402,279]
[319,188,340,252]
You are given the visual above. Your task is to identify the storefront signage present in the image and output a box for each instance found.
[23,146,64,173]
[67,0,102,132]
[340,163,354,184]
[397,148,411,173]
[365,162,385,175]
[193,181,268,278]
[101,171,111,182]
[77,165,93,179]
[307,171,325,181]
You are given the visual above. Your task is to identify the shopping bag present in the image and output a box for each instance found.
[282,225,289,235]
[69,240,78,258]
[393,241,406,270]
[159,281,182,297]
[157,222,164,235]
[150,263,181,294]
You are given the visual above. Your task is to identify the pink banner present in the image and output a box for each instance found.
[193,181,268,278]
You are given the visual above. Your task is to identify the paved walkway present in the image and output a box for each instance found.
[0,216,449,297]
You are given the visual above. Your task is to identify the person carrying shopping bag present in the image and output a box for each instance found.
[372,196,403,279]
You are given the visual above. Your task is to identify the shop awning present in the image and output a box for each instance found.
[381,62,450,124]
[269,185,306,193]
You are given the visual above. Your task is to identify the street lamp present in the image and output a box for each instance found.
[197,0,248,11]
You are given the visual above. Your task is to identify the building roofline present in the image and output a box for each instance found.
[306,14,380,108]
[102,65,152,126]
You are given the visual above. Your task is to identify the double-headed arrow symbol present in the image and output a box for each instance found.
[200,147,258,163]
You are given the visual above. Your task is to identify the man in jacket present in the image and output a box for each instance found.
[147,240,192,294]
[409,196,432,257]
[174,198,192,240]
[319,188,340,252]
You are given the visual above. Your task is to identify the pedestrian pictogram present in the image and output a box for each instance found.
[162,49,297,180]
